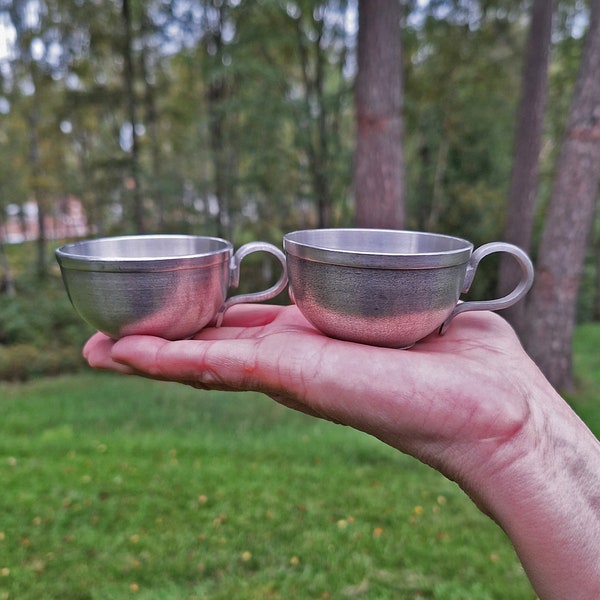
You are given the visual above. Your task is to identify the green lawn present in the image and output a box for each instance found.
[2,324,599,600]
[569,322,600,435]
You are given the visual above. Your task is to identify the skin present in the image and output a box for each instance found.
[84,304,600,600]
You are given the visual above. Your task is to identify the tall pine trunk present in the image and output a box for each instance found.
[202,2,233,240]
[122,0,144,234]
[524,0,600,391]
[293,14,333,229]
[354,0,405,229]
[0,242,16,297]
[497,0,555,334]
[27,104,49,279]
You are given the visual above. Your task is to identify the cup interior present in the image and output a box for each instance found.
[56,235,232,272]
[284,229,473,269]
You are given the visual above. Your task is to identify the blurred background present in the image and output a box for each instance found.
[0,0,598,389]
[1,3,600,598]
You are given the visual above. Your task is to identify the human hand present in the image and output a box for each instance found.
[83,304,542,480]
[84,305,600,599]
[83,304,600,599]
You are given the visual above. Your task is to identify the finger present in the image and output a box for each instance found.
[194,304,315,341]
[217,303,286,327]
[109,333,345,422]
[268,392,333,421]
[194,326,260,341]
[83,332,111,360]
[440,311,521,353]
[83,332,138,374]
[109,335,261,391]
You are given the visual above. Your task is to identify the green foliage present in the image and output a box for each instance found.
[404,7,523,243]
[0,344,39,381]
[2,0,535,247]
[0,282,596,598]
[0,244,92,380]
[0,343,85,381]
[568,322,600,435]
[0,374,539,599]
[1,0,599,370]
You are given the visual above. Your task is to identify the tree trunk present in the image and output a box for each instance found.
[141,36,163,228]
[203,2,233,240]
[354,0,405,229]
[498,0,555,334]
[27,105,48,279]
[294,12,333,228]
[426,137,449,231]
[11,3,50,277]
[0,241,16,297]
[523,0,600,391]
[207,78,231,240]
[122,0,144,234]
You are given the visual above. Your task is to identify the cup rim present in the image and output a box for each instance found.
[283,228,474,269]
[56,234,233,272]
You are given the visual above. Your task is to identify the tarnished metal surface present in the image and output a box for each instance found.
[56,235,287,340]
[284,229,534,348]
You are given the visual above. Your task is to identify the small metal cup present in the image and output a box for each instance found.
[283,228,534,348]
[56,234,288,340]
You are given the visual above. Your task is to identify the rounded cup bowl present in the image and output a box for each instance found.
[56,235,231,340]
[284,229,473,348]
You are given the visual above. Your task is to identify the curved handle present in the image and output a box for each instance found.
[439,242,534,334]
[215,241,288,326]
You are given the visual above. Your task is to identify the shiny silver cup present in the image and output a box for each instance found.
[56,234,288,340]
[284,228,534,348]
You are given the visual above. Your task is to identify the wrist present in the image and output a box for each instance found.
[465,372,600,599]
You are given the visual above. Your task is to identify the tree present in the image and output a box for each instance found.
[199,0,237,240]
[497,0,555,333]
[0,242,15,296]
[7,0,69,277]
[354,0,405,229]
[524,0,600,391]
[0,117,25,297]
[291,1,346,229]
[121,0,144,233]
[403,3,524,250]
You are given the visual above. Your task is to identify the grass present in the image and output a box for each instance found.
[569,322,600,435]
[2,324,599,600]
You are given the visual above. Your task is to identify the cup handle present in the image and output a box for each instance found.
[439,242,534,335]
[215,242,288,327]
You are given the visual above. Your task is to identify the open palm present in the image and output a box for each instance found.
[83,304,543,483]
[83,304,600,599]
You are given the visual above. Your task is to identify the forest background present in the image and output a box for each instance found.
[0,0,599,392]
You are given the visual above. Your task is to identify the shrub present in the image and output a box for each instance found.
[0,343,40,381]
[0,265,93,380]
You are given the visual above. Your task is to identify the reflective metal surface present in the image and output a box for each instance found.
[56,234,287,340]
[284,229,534,348]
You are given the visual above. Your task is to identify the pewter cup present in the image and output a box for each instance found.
[283,228,534,348]
[56,234,288,340]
